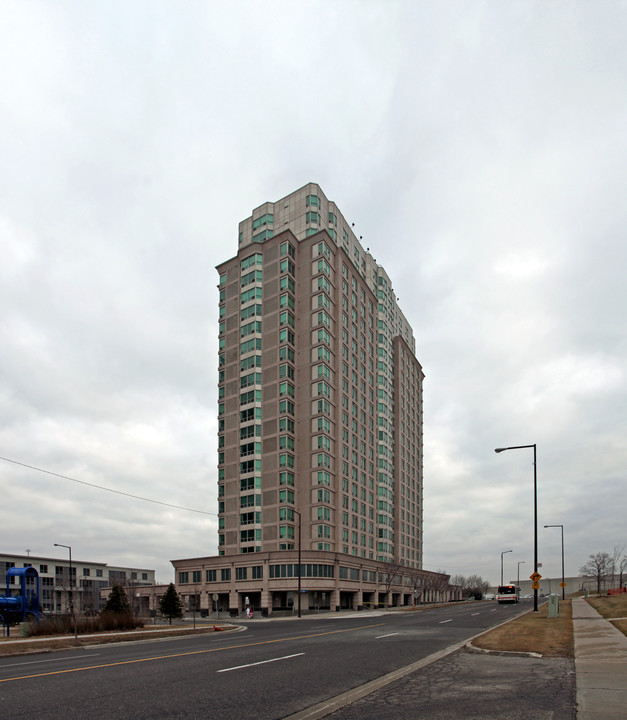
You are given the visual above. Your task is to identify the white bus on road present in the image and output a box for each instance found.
[496,585,520,604]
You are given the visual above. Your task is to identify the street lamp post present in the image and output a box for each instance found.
[517,561,525,587]
[294,510,302,618]
[500,550,512,586]
[54,543,78,639]
[544,524,565,600]
[495,444,539,611]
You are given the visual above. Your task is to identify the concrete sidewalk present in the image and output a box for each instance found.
[573,596,627,719]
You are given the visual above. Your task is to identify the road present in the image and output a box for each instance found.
[0,602,530,719]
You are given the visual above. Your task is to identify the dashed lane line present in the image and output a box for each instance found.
[1,654,101,668]
[0,622,385,684]
[217,652,304,672]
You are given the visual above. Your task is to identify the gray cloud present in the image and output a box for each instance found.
[1,1,625,583]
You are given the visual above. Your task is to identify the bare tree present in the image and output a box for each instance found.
[609,545,625,589]
[422,571,451,603]
[448,574,489,600]
[580,552,612,594]
[381,560,404,605]
[449,574,470,600]
[450,574,465,590]
[408,570,425,605]
[466,575,490,599]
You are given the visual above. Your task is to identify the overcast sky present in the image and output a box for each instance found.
[1,1,625,587]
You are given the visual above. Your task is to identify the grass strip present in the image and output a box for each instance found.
[471,600,573,657]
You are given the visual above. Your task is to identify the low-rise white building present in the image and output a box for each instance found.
[1,552,155,614]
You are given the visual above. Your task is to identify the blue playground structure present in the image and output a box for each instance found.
[0,566,43,636]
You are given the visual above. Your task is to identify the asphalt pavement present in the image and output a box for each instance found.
[2,597,624,719]
[285,597,626,720]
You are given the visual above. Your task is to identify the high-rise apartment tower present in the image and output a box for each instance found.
[215,183,423,568]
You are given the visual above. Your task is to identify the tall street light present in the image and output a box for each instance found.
[54,543,77,639]
[544,524,565,600]
[495,444,539,611]
[517,560,525,587]
[294,510,302,618]
[500,550,512,586]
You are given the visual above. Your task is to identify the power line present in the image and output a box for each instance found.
[424,559,496,570]
[0,455,216,517]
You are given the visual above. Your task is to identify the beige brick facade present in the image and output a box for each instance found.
[174,184,445,615]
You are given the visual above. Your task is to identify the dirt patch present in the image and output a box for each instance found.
[471,600,573,657]
[612,619,627,635]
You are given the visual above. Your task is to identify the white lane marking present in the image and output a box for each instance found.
[471,612,480,616]
[375,632,399,639]
[1,654,101,668]
[439,619,452,624]
[217,652,304,673]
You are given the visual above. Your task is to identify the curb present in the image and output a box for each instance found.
[284,607,538,720]
[0,624,241,656]
[465,640,542,658]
